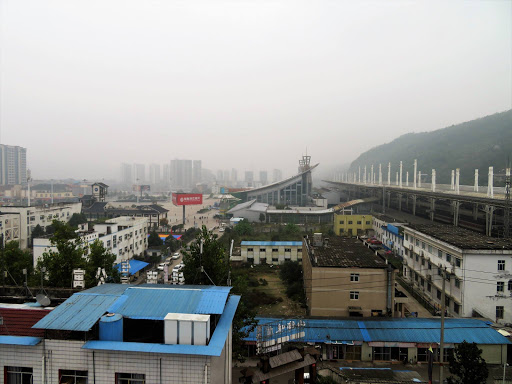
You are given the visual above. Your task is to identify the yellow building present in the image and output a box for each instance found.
[334,213,372,236]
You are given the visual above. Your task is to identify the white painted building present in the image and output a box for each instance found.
[33,216,149,266]
[0,212,21,246]
[0,284,239,384]
[236,241,303,264]
[402,224,512,324]
[372,215,407,258]
[0,202,82,248]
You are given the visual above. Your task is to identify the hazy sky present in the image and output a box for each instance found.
[1,0,510,180]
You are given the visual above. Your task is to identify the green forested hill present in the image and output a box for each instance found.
[349,110,512,185]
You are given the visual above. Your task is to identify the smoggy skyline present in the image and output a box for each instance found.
[0,0,510,180]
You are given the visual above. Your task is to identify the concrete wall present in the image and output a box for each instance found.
[307,266,392,317]
[241,244,302,265]
[334,214,373,236]
[0,339,216,384]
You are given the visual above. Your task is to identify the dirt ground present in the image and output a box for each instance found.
[245,266,306,317]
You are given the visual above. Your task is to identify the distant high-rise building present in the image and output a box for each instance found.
[223,170,230,183]
[134,164,146,183]
[245,171,254,187]
[120,163,133,185]
[163,164,170,186]
[0,144,27,185]
[170,159,198,189]
[231,168,238,184]
[273,169,283,183]
[216,170,223,181]
[149,164,161,185]
[193,160,202,185]
[259,170,268,185]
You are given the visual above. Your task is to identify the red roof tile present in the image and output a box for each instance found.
[0,308,51,337]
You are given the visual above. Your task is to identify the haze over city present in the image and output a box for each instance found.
[0,0,510,180]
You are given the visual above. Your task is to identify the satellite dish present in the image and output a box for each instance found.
[36,294,51,307]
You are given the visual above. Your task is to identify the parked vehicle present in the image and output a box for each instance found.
[171,252,180,260]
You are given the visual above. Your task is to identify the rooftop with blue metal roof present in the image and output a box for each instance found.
[241,241,302,246]
[114,259,149,275]
[33,284,232,331]
[245,317,510,345]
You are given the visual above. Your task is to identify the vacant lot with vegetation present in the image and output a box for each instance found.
[233,264,306,317]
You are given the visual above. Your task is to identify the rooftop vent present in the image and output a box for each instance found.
[313,233,323,247]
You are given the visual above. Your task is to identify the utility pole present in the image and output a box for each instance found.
[504,167,510,238]
[439,266,446,384]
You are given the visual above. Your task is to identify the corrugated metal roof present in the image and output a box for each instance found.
[245,318,511,345]
[241,241,302,246]
[0,308,51,337]
[81,284,132,295]
[113,286,231,319]
[0,336,42,346]
[33,293,120,331]
[83,295,241,356]
[114,260,149,275]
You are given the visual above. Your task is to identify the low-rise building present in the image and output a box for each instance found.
[0,212,21,246]
[33,216,149,266]
[244,317,510,365]
[238,241,303,264]
[402,224,512,324]
[0,284,240,384]
[302,234,396,317]
[334,212,373,237]
[82,203,168,229]
[373,214,407,258]
[0,202,82,248]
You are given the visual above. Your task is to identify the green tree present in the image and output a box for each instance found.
[160,218,169,228]
[84,240,119,287]
[182,226,256,361]
[37,220,85,287]
[0,241,33,286]
[279,261,306,304]
[68,213,88,228]
[447,341,488,384]
[259,213,266,223]
[148,230,163,247]
[234,219,253,236]
[283,223,301,237]
[31,224,46,244]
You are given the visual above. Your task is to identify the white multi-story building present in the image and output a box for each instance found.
[402,224,512,324]
[235,241,303,265]
[0,212,21,246]
[33,217,149,266]
[0,202,82,248]
[0,284,239,384]
[0,144,27,185]
[372,215,407,258]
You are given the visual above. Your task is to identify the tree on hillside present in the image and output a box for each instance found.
[234,219,253,236]
[37,220,85,287]
[148,231,163,247]
[84,240,119,287]
[182,226,257,361]
[447,341,488,384]
[0,241,33,286]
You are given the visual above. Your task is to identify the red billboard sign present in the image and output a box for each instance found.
[172,193,203,206]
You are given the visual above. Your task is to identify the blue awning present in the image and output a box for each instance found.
[0,336,42,346]
[115,259,149,275]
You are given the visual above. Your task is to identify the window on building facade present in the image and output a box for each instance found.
[508,280,512,291]
[348,221,353,225]
[428,245,432,253]
[497,281,505,293]
[59,369,88,383]
[428,262,432,270]
[259,248,266,252]
[339,220,344,224]
[455,278,461,289]
[416,239,419,246]
[446,254,452,263]
[405,234,409,241]
[365,221,370,225]
[6,366,33,384]
[247,248,253,252]
[421,242,425,250]
[345,345,362,360]
[272,257,278,262]
[453,302,460,314]
[496,306,504,319]
[437,289,441,300]
[427,282,431,292]
[350,291,359,300]
[350,273,359,282]
[285,248,291,252]
[421,258,425,266]
[272,248,278,252]
[455,258,461,267]
[438,250,443,258]
[116,373,145,384]
[415,254,419,262]
[498,260,505,271]
[356,221,362,225]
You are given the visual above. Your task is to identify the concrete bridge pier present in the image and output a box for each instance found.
[398,193,402,211]
[485,205,495,236]
[473,204,479,221]
[412,194,417,216]
[429,198,436,221]
[387,191,391,209]
[452,201,460,226]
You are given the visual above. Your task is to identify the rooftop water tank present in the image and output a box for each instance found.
[99,313,123,342]
[164,313,210,346]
